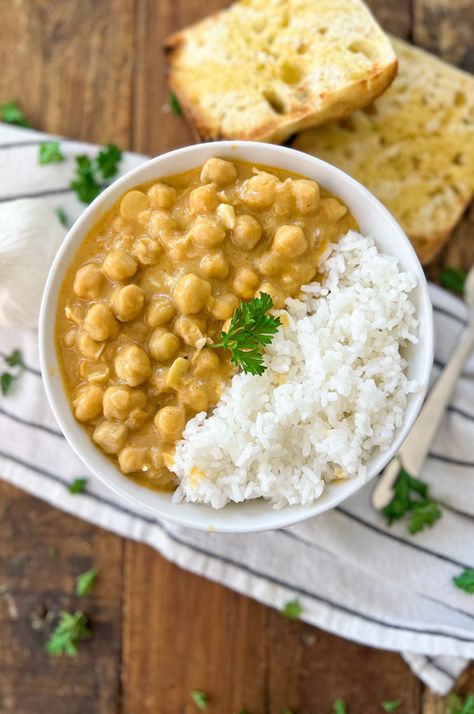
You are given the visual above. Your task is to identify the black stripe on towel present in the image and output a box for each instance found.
[0,406,64,438]
[1,447,474,644]
[432,304,467,327]
[429,452,474,468]
[0,186,74,203]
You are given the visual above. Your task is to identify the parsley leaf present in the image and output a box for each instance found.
[281,598,303,619]
[1,100,30,127]
[382,701,401,712]
[1,372,14,396]
[382,466,442,535]
[211,293,281,375]
[282,709,295,714]
[56,207,68,227]
[191,690,208,710]
[45,610,91,656]
[169,92,183,116]
[68,478,87,494]
[75,568,98,596]
[38,141,64,165]
[71,155,102,204]
[5,349,25,369]
[96,143,122,179]
[440,267,467,295]
[446,693,474,714]
[453,569,474,594]
[1,349,26,396]
[333,698,347,714]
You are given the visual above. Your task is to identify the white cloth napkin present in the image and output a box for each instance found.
[1,124,473,695]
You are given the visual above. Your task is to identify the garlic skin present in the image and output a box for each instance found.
[0,199,66,329]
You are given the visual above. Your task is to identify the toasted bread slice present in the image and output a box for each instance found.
[293,38,474,264]
[165,0,397,144]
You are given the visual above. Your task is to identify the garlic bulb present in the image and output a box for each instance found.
[0,199,66,329]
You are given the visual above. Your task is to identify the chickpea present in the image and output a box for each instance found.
[189,183,218,214]
[192,348,221,379]
[319,197,348,221]
[146,296,176,327]
[77,332,105,360]
[173,273,211,315]
[120,190,150,220]
[257,252,284,277]
[110,284,145,322]
[64,328,77,348]
[231,215,262,250]
[200,251,229,280]
[118,446,148,474]
[291,179,320,214]
[233,266,259,299]
[132,237,162,266]
[78,360,109,383]
[216,203,236,229]
[148,327,181,362]
[200,158,237,186]
[102,250,137,282]
[126,407,150,431]
[154,405,186,440]
[73,263,104,300]
[211,293,239,320]
[166,356,190,388]
[181,384,209,413]
[257,281,286,308]
[73,384,104,422]
[103,385,145,420]
[65,304,84,325]
[140,266,172,294]
[273,225,307,258]
[149,210,177,237]
[148,182,177,209]
[174,315,205,348]
[191,215,226,248]
[273,181,293,216]
[241,172,278,210]
[114,344,151,386]
[84,303,118,342]
[93,420,128,455]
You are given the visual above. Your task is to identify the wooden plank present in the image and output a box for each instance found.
[0,0,135,145]
[132,0,227,155]
[0,481,123,714]
[423,663,474,713]
[366,0,412,39]
[413,0,474,72]
[121,542,423,713]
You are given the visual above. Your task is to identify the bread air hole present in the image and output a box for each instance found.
[348,40,379,61]
[263,89,285,114]
[280,62,302,85]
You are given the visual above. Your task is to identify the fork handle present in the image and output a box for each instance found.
[372,320,474,510]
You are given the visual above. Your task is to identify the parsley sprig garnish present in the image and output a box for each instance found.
[211,293,281,376]
[281,598,303,619]
[440,267,467,295]
[333,698,347,714]
[68,477,87,494]
[382,701,401,712]
[446,693,474,714]
[45,610,91,656]
[382,466,442,534]
[191,690,208,710]
[71,143,122,204]
[1,349,26,396]
[169,92,183,116]
[0,100,30,127]
[39,140,64,165]
[453,568,474,594]
[75,568,98,596]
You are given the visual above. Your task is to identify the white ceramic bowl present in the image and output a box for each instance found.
[39,141,433,533]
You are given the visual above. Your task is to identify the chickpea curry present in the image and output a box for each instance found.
[56,158,357,491]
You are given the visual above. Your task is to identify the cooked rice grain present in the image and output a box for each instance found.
[171,231,419,509]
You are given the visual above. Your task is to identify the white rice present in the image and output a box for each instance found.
[171,231,419,509]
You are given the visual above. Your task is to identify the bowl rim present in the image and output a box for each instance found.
[39,140,433,532]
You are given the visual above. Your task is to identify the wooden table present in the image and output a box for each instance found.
[0,1,473,712]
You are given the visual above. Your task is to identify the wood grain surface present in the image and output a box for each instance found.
[0,0,473,712]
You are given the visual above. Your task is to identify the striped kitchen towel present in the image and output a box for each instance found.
[0,123,473,695]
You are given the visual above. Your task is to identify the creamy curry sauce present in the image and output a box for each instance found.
[56,158,357,491]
